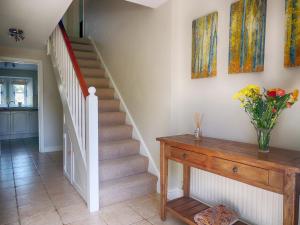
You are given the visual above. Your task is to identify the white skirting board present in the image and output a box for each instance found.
[44,145,63,152]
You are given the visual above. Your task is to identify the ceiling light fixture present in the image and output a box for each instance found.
[8,28,25,42]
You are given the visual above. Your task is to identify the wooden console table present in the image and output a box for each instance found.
[157,134,300,225]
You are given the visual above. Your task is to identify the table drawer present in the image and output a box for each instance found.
[169,147,207,166]
[211,157,269,185]
[269,170,284,191]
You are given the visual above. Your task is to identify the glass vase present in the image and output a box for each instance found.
[256,128,272,153]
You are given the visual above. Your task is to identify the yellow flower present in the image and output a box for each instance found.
[293,89,299,101]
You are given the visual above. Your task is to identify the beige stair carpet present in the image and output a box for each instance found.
[70,38,158,207]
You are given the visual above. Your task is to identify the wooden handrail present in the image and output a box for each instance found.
[58,21,89,97]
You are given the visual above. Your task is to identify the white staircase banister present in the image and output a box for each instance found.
[86,87,99,212]
[48,22,99,213]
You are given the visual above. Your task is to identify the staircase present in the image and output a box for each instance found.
[69,37,158,207]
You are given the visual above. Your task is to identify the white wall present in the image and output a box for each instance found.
[171,0,300,150]
[0,46,63,151]
[171,1,300,224]
[85,0,175,184]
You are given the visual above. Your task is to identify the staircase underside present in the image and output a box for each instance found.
[70,37,157,207]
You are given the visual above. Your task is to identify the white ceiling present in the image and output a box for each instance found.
[125,0,168,8]
[0,0,73,49]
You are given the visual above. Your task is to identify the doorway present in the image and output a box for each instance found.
[63,0,84,38]
[0,58,44,152]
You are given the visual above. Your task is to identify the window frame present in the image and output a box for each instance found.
[0,77,33,108]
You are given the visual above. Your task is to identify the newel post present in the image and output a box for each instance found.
[86,87,99,212]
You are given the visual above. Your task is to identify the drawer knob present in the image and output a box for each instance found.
[232,166,238,173]
[182,153,187,159]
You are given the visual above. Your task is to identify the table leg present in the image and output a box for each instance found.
[183,165,190,197]
[160,143,168,221]
[283,172,300,225]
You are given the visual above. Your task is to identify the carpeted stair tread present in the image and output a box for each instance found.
[99,112,126,126]
[69,37,90,45]
[99,155,148,182]
[74,50,97,60]
[77,59,101,68]
[99,125,132,142]
[99,139,140,160]
[95,88,114,99]
[99,100,120,112]
[86,78,109,88]
[71,43,94,52]
[81,68,105,77]
[99,173,157,207]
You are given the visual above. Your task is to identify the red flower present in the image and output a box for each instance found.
[272,108,277,113]
[267,90,276,97]
[276,89,286,97]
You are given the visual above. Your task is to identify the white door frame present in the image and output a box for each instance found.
[0,56,44,152]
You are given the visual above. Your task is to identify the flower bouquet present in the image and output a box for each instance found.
[233,85,298,153]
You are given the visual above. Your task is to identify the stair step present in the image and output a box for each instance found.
[99,100,120,112]
[74,51,97,60]
[99,155,148,182]
[99,125,132,142]
[86,78,109,88]
[69,37,90,45]
[97,88,114,99]
[82,68,105,77]
[77,59,101,68]
[99,139,140,160]
[71,43,94,52]
[99,112,126,126]
[99,173,157,207]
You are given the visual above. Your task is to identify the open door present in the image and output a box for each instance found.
[62,0,84,38]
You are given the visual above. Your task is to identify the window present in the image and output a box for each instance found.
[13,84,26,106]
[0,80,6,107]
[0,83,2,105]
[0,77,32,107]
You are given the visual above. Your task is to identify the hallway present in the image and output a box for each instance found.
[0,138,183,225]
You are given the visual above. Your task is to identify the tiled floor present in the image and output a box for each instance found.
[0,138,184,225]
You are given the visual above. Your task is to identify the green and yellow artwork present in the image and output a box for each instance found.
[192,12,218,79]
[229,0,267,74]
[285,0,300,67]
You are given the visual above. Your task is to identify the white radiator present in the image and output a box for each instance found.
[190,168,284,225]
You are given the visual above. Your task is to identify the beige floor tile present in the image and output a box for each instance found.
[45,182,76,195]
[0,179,15,189]
[67,213,107,225]
[126,195,159,219]
[17,191,50,206]
[18,200,54,219]
[132,220,153,225]
[20,209,62,225]
[16,183,45,196]
[147,215,185,225]
[0,206,19,224]
[5,222,20,225]
[14,176,42,187]
[14,171,39,179]
[50,192,85,209]
[100,202,143,225]
[0,172,14,181]
[0,187,16,201]
[0,168,13,175]
[58,202,90,224]
[0,198,17,211]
